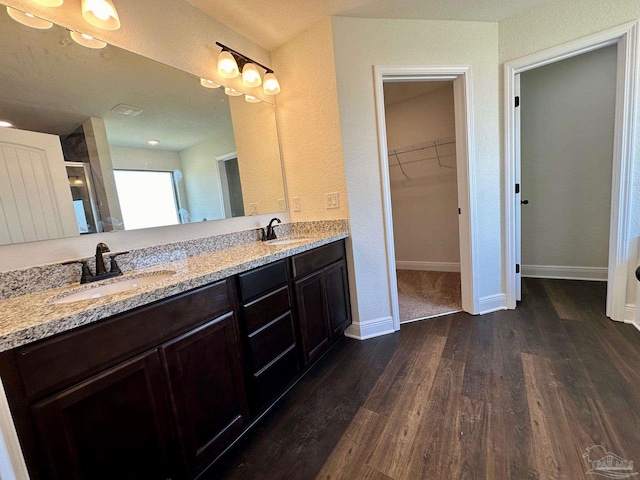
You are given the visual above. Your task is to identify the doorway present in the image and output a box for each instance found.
[373,65,479,331]
[504,23,638,321]
[383,81,462,323]
[519,45,616,299]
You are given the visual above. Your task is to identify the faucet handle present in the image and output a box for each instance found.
[62,260,93,284]
[107,251,129,275]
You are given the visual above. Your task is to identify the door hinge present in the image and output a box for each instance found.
[516,264,521,274]
[515,183,520,194]
[515,96,520,108]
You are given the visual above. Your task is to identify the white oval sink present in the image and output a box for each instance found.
[50,270,176,304]
[265,237,310,246]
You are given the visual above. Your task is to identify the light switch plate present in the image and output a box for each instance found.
[292,196,301,212]
[325,192,339,209]
[249,203,258,215]
[278,198,286,211]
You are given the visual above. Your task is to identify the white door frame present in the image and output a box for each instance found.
[373,65,480,332]
[504,22,639,320]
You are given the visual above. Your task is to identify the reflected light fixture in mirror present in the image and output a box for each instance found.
[245,95,261,103]
[70,30,107,49]
[6,7,52,29]
[81,0,120,30]
[200,78,220,89]
[224,86,242,97]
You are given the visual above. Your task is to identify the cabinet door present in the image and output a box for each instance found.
[160,312,249,474]
[31,351,175,480]
[325,261,351,337]
[295,270,330,365]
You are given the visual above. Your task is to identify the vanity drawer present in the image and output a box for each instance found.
[291,240,345,279]
[247,312,295,373]
[242,286,290,333]
[237,260,287,302]
[16,280,231,400]
[253,346,299,407]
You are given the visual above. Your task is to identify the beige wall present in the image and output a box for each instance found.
[0,0,290,271]
[385,85,460,266]
[229,97,286,215]
[271,18,349,221]
[499,0,640,307]
[332,17,500,327]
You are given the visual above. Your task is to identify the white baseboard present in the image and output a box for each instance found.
[396,261,461,272]
[478,294,507,314]
[344,316,395,340]
[522,265,608,281]
[621,303,640,332]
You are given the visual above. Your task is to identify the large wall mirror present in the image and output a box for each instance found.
[0,5,286,245]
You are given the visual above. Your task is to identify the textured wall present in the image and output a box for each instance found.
[271,18,349,221]
[0,0,290,271]
[500,0,640,307]
[520,45,616,269]
[385,85,460,265]
[332,17,500,326]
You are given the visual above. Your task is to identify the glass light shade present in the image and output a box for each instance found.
[32,0,64,6]
[70,31,107,49]
[0,120,14,128]
[218,50,239,79]
[244,95,261,103]
[81,0,121,30]
[200,78,220,89]
[6,7,53,29]
[263,72,281,95]
[224,87,243,97]
[242,63,262,88]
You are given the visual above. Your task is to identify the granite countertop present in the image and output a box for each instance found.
[0,232,347,353]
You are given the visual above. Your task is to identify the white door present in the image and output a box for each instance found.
[514,74,522,301]
[0,128,78,244]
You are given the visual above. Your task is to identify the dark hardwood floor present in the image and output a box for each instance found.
[207,279,640,479]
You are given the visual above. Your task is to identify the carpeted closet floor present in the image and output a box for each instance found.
[396,270,461,322]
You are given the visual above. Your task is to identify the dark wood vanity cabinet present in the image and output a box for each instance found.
[292,241,351,366]
[0,240,351,479]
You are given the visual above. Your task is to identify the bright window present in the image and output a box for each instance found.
[114,170,179,230]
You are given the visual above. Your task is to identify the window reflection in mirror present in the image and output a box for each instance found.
[0,4,286,246]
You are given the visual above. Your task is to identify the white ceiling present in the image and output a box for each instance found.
[184,0,557,51]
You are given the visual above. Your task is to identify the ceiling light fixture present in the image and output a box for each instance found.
[200,78,221,89]
[32,0,64,6]
[0,120,14,128]
[216,42,281,95]
[69,31,107,49]
[81,0,120,30]
[6,7,53,29]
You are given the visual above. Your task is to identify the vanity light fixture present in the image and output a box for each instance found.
[70,30,107,49]
[81,0,120,31]
[0,120,14,128]
[216,42,281,95]
[224,86,243,97]
[6,7,53,29]
[200,78,220,89]
[147,139,160,146]
[244,95,261,104]
[32,0,64,6]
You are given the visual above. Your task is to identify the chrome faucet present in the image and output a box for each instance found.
[63,243,129,284]
[261,218,281,241]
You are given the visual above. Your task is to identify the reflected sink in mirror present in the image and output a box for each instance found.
[265,237,310,246]
[49,270,176,304]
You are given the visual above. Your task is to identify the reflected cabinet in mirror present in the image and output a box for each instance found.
[0,5,286,245]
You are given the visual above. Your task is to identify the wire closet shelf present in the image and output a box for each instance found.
[388,136,456,179]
